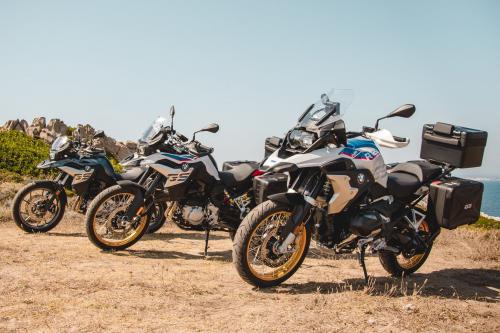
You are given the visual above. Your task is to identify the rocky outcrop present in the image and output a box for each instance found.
[1,117,136,161]
[2,119,27,132]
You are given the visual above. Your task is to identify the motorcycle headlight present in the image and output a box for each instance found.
[289,130,316,149]
[49,151,57,160]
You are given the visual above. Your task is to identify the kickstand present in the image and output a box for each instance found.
[357,243,369,284]
[204,228,210,258]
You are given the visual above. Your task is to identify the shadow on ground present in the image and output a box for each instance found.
[110,248,233,262]
[262,268,500,302]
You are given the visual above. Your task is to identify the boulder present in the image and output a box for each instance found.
[26,126,41,138]
[31,117,46,129]
[2,119,26,132]
[39,128,56,144]
[75,124,95,140]
[46,119,68,137]
[19,119,28,132]
[124,140,138,151]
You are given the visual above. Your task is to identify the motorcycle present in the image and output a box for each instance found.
[233,89,487,288]
[11,122,168,234]
[85,107,265,252]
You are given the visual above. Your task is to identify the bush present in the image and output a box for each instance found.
[0,130,51,178]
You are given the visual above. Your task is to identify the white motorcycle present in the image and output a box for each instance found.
[233,89,487,288]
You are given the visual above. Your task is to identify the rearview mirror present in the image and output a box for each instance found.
[200,123,219,133]
[170,105,175,117]
[192,123,220,140]
[388,104,415,119]
[375,104,416,130]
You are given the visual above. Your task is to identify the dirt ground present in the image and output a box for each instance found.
[0,182,499,332]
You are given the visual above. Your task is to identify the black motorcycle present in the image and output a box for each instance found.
[11,128,167,233]
[85,108,265,253]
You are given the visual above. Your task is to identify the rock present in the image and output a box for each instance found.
[46,119,68,137]
[31,117,46,129]
[403,303,416,313]
[124,140,138,151]
[75,124,95,140]
[26,126,41,138]
[39,128,56,143]
[2,119,26,132]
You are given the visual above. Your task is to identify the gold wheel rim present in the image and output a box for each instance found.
[246,211,307,281]
[92,193,148,247]
[397,221,430,270]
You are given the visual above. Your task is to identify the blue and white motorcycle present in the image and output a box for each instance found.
[233,89,486,287]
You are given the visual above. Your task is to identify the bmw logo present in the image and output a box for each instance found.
[357,173,366,184]
[181,163,190,171]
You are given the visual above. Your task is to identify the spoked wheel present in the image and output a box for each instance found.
[146,201,167,234]
[85,185,149,251]
[11,182,65,233]
[379,220,433,277]
[233,201,311,288]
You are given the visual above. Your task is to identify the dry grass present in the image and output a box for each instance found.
[0,182,499,332]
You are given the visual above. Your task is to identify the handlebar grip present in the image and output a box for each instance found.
[393,135,407,143]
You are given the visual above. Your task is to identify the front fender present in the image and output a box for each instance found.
[268,192,305,206]
[116,180,146,194]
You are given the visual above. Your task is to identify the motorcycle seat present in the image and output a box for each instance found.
[387,160,442,198]
[219,163,257,188]
[387,172,421,198]
[117,167,144,182]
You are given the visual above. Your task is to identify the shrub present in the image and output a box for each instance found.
[0,130,51,178]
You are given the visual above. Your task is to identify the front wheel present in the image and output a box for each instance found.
[146,201,167,234]
[85,185,150,251]
[11,181,66,233]
[233,201,311,288]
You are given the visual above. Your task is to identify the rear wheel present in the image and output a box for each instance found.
[379,220,433,276]
[233,201,311,288]
[11,182,65,233]
[85,185,150,251]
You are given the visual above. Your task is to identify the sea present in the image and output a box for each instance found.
[482,180,500,218]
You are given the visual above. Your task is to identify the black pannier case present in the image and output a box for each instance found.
[253,173,288,205]
[429,177,483,229]
[420,122,487,168]
[265,136,283,158]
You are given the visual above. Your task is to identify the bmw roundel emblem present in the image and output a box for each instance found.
[181,163,190,171]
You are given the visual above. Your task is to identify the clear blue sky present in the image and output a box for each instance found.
[1,1,499,177]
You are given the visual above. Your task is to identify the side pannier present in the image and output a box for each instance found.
[429,177,484,229]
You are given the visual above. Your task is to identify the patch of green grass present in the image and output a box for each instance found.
[0,130,51,179]
[469,216,500,230]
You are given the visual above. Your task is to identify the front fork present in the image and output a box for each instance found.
[43,172,70,209]
[277,176,324,253]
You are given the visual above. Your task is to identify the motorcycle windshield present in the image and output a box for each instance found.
[51,135,69,151]
[297,89,353,128]
[139,117,169,143]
